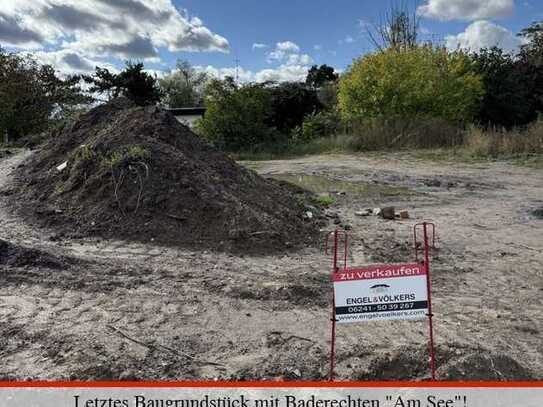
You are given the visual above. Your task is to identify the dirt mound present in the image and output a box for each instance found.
[0,239,74,269]
[355,344,534,380]
[438,352,534,380]
[11,99,319,252]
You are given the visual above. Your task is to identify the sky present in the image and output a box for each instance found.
[1,0,542,81]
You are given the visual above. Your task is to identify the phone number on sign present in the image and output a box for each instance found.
[347,302,415,314]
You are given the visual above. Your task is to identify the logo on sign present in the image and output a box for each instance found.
[370,283,390,294]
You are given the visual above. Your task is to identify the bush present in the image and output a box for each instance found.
[198,79,324,152]
[338,46,484,124]
[198,78,280,151]
[268,82,322,134]
[292,111,341,143]
[317,81,339,110]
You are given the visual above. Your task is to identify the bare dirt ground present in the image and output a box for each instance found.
[1,150,542,381]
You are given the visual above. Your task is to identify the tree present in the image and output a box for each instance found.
[317,81,339,110]
[198,77,277,151]
[268,82,323,133]
[305,64,338,88]
[517,21,543,119]
[85,66,118,100]
[472,47,534,127]
[338,46,484,123]
[366,2,420,51]
[0,48,90,141]
[159,60,208,107]
[84,61,161,106]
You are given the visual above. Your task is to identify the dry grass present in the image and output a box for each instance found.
[465,120,543,157]
[343,116,464,150]
[233,117,543,166]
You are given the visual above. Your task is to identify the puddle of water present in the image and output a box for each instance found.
[268,174,410,197]
[532,208,543,219]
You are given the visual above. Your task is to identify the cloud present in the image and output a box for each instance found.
[267,41,299,61]
[0,12,44,47]
[276,41,300,53]
[313,44,322,51]
[195,63,312,83]
[285,53,313,65]
[254,64,309,82]
[445,20,525,53]
[340,35,355,45]
[33,49,117,75]
[266,40,312,66]
[252,43,267,50]
[66,34,159,61]
[195,65,253,82]
[418,0,514,21]
[0,0,229,62]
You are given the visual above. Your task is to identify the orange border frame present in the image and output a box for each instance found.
[0,381,542,388]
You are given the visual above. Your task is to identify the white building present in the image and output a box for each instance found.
[166,107,206,128]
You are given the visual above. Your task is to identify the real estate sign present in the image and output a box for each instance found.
[332,263,428,323]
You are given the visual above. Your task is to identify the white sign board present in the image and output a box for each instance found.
[333,263,428,323]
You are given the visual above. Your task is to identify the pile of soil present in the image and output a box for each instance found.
[0,239,73,269]
[355,344,534,381]
[11,99,319,252]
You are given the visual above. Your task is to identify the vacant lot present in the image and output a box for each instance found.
[0,150,542,380]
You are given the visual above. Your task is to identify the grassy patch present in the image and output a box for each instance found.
[231,135,356,161]
[311,194,335,207]
[101,145,150,170]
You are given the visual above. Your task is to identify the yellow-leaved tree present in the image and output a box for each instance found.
[338,46,484,124]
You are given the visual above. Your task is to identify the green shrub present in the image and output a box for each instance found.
[268,82,322,134]
[292,110,341,143]
[198,78,280,151]
[312,195,335,207]
[338,46,484,124]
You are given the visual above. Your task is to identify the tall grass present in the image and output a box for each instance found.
[343,116,464,150]
[235,116,543,162]
[464,120,543,157]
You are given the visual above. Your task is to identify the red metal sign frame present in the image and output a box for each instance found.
[325,222,437,381]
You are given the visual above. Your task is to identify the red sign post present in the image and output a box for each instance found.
[325,222,437,381]
[415,222,437,381]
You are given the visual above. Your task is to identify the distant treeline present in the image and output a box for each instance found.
[1,17,543,157]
